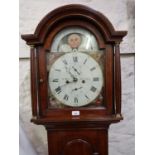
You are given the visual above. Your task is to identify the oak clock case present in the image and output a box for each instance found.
[21,4,127,155]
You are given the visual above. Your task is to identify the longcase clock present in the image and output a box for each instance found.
[21,4,127,155]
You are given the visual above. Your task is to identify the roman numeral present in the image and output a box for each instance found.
[74,97,78,103]
[85,95,89,99]
[83,58,87,64]
[90,86,97,92]
[93,77,99,81]
[55,86,61,94]
[63,94,69,101]
[73,56,78,62]
[52,79,59,82]
[62,59,68,65]
[90,67,96,71]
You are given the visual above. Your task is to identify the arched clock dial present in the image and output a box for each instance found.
[48,52,103,107]
[51,27,99,52]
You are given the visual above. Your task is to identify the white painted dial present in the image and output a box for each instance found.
[48,52,103,107]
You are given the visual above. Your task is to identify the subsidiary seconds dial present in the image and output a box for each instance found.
[48,52,103,107]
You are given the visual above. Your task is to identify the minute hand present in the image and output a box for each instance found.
[65,66,77,79]
[60,78,78,88]
[72,86,83,92]
[68,70,77,79]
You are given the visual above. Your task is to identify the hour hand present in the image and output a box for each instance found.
[72,66,80,75]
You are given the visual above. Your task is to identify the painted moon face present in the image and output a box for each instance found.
[67,34,81,48]
[51,27,99,52]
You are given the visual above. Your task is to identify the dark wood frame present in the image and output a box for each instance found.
[21,4,127,155]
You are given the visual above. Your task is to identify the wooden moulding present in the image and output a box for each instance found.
[114,43,122,116]
[31,114,123,129]
[30,46,38,117]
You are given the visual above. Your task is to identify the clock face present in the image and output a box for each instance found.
[48,52,103,107]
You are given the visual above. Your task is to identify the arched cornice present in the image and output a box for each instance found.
[21,4,127,45]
